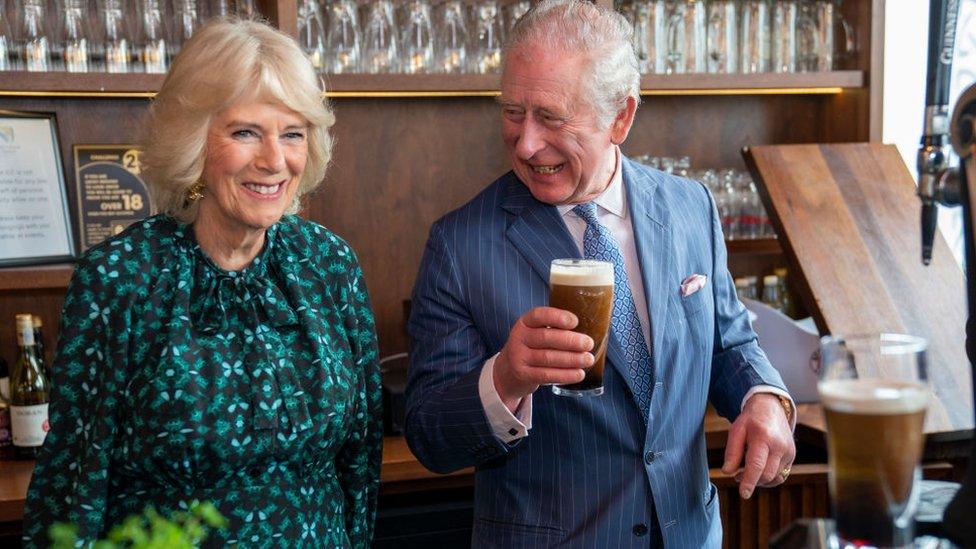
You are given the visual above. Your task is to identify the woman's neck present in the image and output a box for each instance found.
[192,214,266,272]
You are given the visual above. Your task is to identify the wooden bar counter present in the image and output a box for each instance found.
[0,408,964,549]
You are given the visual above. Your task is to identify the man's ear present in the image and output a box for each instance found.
[610,96,638,145]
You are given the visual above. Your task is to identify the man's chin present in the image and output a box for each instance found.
[521,177,572,206]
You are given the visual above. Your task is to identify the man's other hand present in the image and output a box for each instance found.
[493,307,595,412]
[721,393,796,499]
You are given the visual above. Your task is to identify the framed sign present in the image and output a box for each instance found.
[72,145,153,251]
[0,110,75,267]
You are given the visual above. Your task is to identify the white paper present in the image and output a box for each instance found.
[742,297,821,403]
[0,116,72,261]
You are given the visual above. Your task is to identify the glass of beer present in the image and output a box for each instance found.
[817,333,930,549]
[549,259,614,397]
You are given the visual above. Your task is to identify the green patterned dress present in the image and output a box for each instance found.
[22,214,382,548]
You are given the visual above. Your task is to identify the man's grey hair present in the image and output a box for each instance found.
[502,0,640,127]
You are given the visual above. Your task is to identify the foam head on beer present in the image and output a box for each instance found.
[818,378,930,415]
[549,259,614,287]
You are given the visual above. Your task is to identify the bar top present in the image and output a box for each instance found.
[0,409,733,523]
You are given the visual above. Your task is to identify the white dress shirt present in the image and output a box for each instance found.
[479,149,794,443]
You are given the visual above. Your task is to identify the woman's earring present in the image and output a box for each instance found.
[186,180,206,202]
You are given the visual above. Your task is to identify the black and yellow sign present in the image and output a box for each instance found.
[73,145,154,251]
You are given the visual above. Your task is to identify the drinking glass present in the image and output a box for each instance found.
[297,0,326,71]
[664,0,705,74]
[137,0,166,73]
[800,0,854,72]
[59,0,89,71]
[97,0,130,72]
[0,1,12,70]
[471,0,502,74]
[503,0,529,35]
[795,0,819,72]
[550,259,614,398]
[400,0,433,73]
[706,0,736,73]
[434,0,466,74]
[19,0,50,71]
[818,334,930,549]
[171,0,200,56]
[628,0,666,74]
[234,0,254,19]
[361,0,396,73]
[770,0,797,73]
[325,0,360,73]
[210,0,232,18]
[739,0,769,74]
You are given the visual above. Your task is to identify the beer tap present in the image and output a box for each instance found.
[920,0,976,545]
[918,0,958,265]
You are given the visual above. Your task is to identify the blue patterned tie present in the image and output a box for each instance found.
[572,202,653,419]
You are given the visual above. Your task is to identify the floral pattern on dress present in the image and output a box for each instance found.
[22,214,382,548]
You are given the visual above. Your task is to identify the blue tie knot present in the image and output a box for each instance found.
[572,202,599,225]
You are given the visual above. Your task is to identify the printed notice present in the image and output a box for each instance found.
[73,145,153,251]
[0,114,74,265]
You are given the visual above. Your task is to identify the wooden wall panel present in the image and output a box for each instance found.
[624,95,829,170]
[0,93,844,358]
[0,289,68,372]
[304,97,509,356]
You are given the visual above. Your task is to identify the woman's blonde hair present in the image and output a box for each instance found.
[142,18,335,223]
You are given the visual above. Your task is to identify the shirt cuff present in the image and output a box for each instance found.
[742,385,796,431]
[478,353,533,443]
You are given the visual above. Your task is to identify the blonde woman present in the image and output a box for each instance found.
[23,19,381,547]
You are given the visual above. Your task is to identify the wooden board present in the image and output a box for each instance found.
[743,143,973,434]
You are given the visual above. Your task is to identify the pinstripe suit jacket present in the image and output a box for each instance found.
[405,157,787,548]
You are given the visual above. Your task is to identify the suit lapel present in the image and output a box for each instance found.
[623,159,673,387]
[502,176,580,285]
[502,173,646,410]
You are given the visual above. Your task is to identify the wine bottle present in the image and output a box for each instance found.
[11,314,49,458]
[31,315,50,384]
[0,356,11,450]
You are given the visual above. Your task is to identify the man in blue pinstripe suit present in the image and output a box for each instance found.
[405,1,796,546]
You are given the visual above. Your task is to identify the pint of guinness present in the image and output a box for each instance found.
[549,259,614,397]
[818,334,930,549]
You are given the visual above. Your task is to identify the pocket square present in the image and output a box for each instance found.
[680,274,707,297]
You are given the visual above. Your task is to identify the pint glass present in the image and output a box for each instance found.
[549,259,614,397]
[818,334,930,548]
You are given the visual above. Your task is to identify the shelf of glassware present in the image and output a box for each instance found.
[0,70,863,96]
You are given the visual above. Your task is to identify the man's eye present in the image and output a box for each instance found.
[504,109,524,118]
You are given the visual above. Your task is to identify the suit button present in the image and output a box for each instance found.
[644,451,656,464]
[633,523,648,537]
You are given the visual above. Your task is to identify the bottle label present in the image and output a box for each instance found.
[11,404,49,447]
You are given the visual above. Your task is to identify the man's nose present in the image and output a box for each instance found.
[514,118,545,160]
[255,137,286,172]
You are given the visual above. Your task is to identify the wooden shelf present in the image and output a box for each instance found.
[639,70,863,93]
[0,264,74,292]
[0,72,164,96]
[0,70,863,98]
[726,238,781,255]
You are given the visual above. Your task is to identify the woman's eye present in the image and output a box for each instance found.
[284,132,306,140]
[233,129,258,139]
